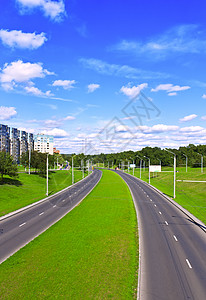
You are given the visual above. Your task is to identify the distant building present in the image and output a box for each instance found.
[0,123,34,163]
[10,127,20,163]
[0,124,10,153]
[53,147,60,154]
[34,134,54,155]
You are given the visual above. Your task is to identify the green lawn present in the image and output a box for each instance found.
[0,170,138,299]
[0,170,86,217]
[127,166,206,225]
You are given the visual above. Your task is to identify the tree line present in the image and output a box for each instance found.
[63,144,206,168]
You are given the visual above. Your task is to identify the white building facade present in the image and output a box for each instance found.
[34,134,54,155]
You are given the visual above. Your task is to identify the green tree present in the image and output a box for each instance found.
[0,151,18,181]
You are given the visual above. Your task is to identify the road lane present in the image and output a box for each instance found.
[115,170,206,300]
[0,169,102,264]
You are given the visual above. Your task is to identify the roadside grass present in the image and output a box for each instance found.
[127,166,206,224]
[0,170,138,299]
[0,170,86,217]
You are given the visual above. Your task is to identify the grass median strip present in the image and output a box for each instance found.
[0,170,138,299]
[0,170,85,217]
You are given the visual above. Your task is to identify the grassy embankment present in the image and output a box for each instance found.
[0,169,85,217]
[126,166,206,224]
[0,170,138,299]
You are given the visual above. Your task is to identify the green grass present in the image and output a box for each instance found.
[0,170,86,217]
[0,170,138,299]
[127,166,206,225]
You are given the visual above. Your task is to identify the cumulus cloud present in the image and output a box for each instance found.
[25,86,53,97]
[179,114,197,122]
[41,128,68,137]
[151,83,190,94]
[0,106,17,120]
[202,94,206,99]
[87,83,100,93]
[0,60,54,90]
[52,79,76,90]
[180,126,204,132]
[16,0,66,22]
[120,83,148,98]
[0,29,47,49]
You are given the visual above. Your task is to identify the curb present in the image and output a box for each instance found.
[0,172,93,222]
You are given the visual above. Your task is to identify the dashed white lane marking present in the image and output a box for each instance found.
[154,204,157,207]
[147,195,149,197]
[186,259,192,269]
[53,205,56,208]
[39,212,44,216]
[173,235,178,241]
[19,222,26,227]
[165,221,169,225]
[62,200,65,202]
[159,211,162,215]
[150,199,152,202]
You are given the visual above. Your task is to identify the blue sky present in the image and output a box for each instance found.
[1,0,206,154]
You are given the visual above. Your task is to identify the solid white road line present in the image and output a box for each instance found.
[53,205,56,208]
[39,212,44,216]
[159,211,162,215]
[165,221,169,225]
[186,259,192,269]
[173,235,178,241]
[19,222,26,227]
[154,204,157,207]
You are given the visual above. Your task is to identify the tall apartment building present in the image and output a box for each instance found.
[0,123,35,163]
[20,130,28,156]
[10,127,20,163]
[34,134,54,155]
[0,124,10,153]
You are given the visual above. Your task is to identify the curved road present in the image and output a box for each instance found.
[0,169,102,264]
[115,170,206,300]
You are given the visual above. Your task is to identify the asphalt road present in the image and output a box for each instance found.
[0,169,102,264]
[115,170,206,300]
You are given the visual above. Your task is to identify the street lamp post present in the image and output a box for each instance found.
[197,153,203,173]
[81,159,84,179]
[136,155,142,179]
[72,155,74,184]
[144,155,150,185]
[182,154,188,173]
[165,149,176,199]
[28,147,31,175]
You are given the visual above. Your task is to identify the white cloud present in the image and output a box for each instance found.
[168,92,177,96]
[111,25,206,58]
[202,94,206,99]
[25,86,53,97]
[87,83,100,93]
[41,128,68,137]
[179,114,197,122]
[180,126,204,132]
[0,60,54,90]
[64,116,75,121]
[201,116,206,120]
[151,83,190,93]
[16,0,66,22]
[0,29,47,49]
[0,106,17,120]
[80,58,168,79]
[52,79,76,90]
[120,83,148,98]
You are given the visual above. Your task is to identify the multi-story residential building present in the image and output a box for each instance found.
[10,127,20,163]
[34,134,54,155]
[20,130,28,156]
[0,124,10,153]
[28,133,34,151]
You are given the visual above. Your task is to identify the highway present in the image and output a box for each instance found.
[0,169,102,264]
[115,170,206,300]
